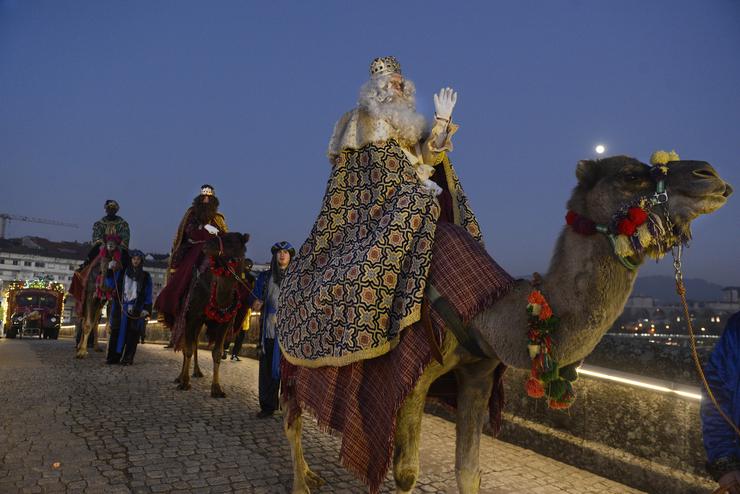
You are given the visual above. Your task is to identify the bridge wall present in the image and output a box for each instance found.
[496,366,715,494]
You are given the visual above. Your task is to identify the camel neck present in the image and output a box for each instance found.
[540,228,640,364]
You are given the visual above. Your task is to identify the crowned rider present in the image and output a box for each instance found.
[154,184,228,337]
[277,56,481,368]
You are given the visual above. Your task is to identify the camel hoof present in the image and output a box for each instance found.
[211,386,226,398]
[192,370,204,378]
[75,351,88,359]
[177,382,191,391]
[305,469,325,489]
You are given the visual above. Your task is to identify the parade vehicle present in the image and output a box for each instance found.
[2,279,65,339]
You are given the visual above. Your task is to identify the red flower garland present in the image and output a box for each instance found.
[525,289,576,409]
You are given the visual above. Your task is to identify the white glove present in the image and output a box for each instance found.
[108,260,118,270]
[204,224,218,235]
[433,87,457,121]
[140,310,149,318]
[421,178,443,196]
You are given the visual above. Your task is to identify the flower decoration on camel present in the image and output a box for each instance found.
[524,289,575,410]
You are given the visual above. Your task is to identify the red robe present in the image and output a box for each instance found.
[154,210,227,327]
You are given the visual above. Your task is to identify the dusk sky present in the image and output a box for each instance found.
[1,1,738,285]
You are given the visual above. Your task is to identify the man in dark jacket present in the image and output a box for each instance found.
[105,250,153,365]
[701,311,740,494]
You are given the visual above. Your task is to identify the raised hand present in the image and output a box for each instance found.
[433,87,458,121]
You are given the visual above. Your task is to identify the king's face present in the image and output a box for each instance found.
[389,73,405,96]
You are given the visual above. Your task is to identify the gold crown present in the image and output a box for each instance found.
[370,56,402,78]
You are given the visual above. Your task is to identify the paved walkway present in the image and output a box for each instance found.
[0,338,645,493]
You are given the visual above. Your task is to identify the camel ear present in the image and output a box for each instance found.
[576,160,599,188]
[241,233,250,245]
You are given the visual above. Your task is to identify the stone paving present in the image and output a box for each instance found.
[0,338,646,493]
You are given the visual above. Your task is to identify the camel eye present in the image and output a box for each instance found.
[622,172,644,183]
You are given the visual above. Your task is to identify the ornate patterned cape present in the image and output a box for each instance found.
[277,139,480,367]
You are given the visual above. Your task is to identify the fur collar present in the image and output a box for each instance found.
[327,108,420,158]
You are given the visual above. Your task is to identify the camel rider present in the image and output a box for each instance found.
[276,56,481,367]
[154,184,228,336]
[252,241,294,418]
[80,199,130,269]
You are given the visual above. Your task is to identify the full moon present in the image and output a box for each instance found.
[595,144,606,154]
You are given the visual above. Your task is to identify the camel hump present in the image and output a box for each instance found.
[429,223,515,326]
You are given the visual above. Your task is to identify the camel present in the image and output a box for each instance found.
[174,232,249,398]
[283,155,732,493]
[75,237,125,359]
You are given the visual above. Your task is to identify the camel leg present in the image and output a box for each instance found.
[75,320,91,359]
[392,377,433,493]
[283,400,324,493]
[192,328,204,378]
[392,331,460,493]
[454,360,497,494]
[93,321,104,352]
[75,301,101,359]
[210,330,226,398]
[91,301,104,353]
[177,337,194,391]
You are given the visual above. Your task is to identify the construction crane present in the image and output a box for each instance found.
[0,213,78,239]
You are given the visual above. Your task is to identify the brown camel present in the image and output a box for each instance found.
[75,237,125,359]
[283,156,732,493]
[175,232,249,398]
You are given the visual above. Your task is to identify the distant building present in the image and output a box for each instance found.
[0,236,168,322]
[722,286,740,303]
[624,294,656,309]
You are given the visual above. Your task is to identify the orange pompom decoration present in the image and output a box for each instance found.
[528,290,547,306]
[547,399,573,410]
[539,303,553,320]
[526,378,545,398]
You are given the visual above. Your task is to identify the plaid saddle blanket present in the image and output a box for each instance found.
[282,222,515,493]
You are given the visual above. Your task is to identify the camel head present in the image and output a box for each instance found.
[202,232,250,262]
[567,155,732,260]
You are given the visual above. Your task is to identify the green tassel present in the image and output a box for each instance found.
[540,367,559,383]
[559,364,579,382]
[547,379,567,401]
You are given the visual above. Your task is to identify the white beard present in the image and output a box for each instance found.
[358,76,427,144]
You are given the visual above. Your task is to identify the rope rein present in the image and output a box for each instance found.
[673,245,740,440]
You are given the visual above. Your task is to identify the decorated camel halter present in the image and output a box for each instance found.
[565,150,679,271]
[203,255,243,323]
